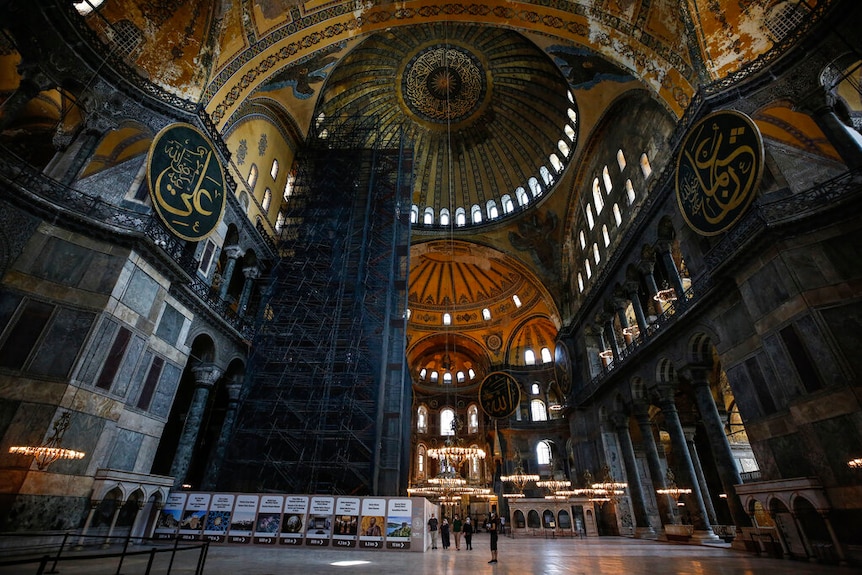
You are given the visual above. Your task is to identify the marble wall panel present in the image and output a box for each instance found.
[120,267,159,318]
[28,308,96,378]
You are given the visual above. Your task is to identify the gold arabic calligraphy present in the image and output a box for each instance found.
[680,120,757,228]
[154,137,222,233]
[480,373,520,418]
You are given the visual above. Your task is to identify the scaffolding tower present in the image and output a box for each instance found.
[222,117,413,495]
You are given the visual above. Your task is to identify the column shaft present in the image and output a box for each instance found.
[616,419,654,537]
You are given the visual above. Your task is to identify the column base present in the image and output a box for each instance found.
[634,527,658,540]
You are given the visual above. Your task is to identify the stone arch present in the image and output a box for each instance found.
[655,357,676,386]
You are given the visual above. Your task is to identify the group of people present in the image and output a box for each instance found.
[427,512,501,564]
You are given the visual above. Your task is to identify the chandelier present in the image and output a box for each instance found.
[848,458,862,469]
[656,469,691,505]
[427,440,486,467]
[501,450,539,498]
[9,412,85,470]
[536,460,572,498]
[653,282,677,304]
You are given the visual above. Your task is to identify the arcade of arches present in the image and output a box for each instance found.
[0,0,861,568]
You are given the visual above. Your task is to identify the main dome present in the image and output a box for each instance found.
[314,23,577,230]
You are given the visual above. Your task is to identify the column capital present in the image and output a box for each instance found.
[223,245,245,260]
[637,259,655,275]
[242,265,261,280]
[191,363,222,389]
[612,297,629,312]
[225,381,243,402]
[609,411,630,431]
[650,383,677,406]
[655,239,674,254]
[680,366,711,386]
[624,281,640,296]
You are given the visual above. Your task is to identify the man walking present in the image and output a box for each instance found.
[428,513,439,549]
[487,512,500,564]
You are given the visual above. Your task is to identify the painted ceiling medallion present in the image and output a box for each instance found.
[402,46,486,124]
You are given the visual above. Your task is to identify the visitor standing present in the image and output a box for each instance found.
[428,513,439,549]
[487,511,499,564]
[453,513,462,550]
[441,516,451,549]
[463,516,473,550]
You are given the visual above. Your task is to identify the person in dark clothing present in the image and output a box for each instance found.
[440,517,451,549]
[487,512,499,564]
[463,516,474,550]
[428,513,439,549]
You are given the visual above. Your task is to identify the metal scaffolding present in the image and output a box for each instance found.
[222,117,413,495]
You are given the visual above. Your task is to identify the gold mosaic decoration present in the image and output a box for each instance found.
[402,45,486,124]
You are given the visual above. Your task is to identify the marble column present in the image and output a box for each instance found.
[624,281,648,337]
[603,315,621,363]
[820,511,848,565]
[76,500,101,547]
[656,240,686,303]
[653,387,713,536]
[103,499,125,547]
[687,369,751,528]
[201,380,243,490]
[170,363,222,489]
[633,405,676,527]
[685,428,718,525]
[238,265,261,316]
[218,246,244,301]
[637,260,662,317]
[612,412,655,538]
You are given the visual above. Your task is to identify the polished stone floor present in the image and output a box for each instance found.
[2,535,859,575]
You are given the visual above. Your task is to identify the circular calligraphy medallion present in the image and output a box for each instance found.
[146,122,227,242]
[479,371,521,419]
[675,110,763,236]
[401,45,486,124]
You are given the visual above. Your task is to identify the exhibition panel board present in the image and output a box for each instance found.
[154,493,432,552]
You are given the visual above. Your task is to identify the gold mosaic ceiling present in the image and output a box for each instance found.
[315,22,575,229]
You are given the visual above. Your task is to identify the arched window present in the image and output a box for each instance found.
[529,177,542,198]
[536,440,552,464]
[443,372,452,385]
[411,205,419,224]
[626,180,636,205]
[482,308,491,321]
[455,207,467,227]
[579,230,586,249]
[471,204,483,224]
[593,243,601,264]
[247,164,258,190]
[640,153,652,178]
[468,405,479,434]
[530,399,548,421]
[567,108,577,123]
[486,200,499,220]
[417,406,428,433]
[283,173,295,201]
[440,208,451,226]
[513,294,522,308]
[602,165,613,194]
[501,194,514,214]
[558,139,571,157]
[423,207,434,225]
[617,149,626,171]
[531,383,540,395]
[416,445,426,479]
[592,178,604,214]
[549,154,562,173]
[613,203,622,227]
[262,188,272,212]
[602,224,610,247]
[585,259,592,278]
[541,347,552,364]
[276,212,285,233]
[468,368,476,379]
[515,187,529,206]
[440,408,455,436]
[564,124,575,142]
[540,166,553,186]
[524,349,536,365]
[586,204,594,229]
[419,368,427,380]
[577,273,584,292]
[457,371,466,383]
[430,371,439,383]
[443,313,451,326]
[270,159,279,180]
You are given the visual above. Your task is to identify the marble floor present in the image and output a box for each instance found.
[2,535,859,575]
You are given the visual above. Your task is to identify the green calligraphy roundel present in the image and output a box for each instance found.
[675,110,763,236]
[147,123,227,242]
[479,371,521,419]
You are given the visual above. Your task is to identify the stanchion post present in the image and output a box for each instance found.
[46,531,70,574]
[144,548,157,575]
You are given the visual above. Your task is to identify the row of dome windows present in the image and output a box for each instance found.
[575,150,652,293]
[416,347,555,385]
[415,396,552,435]
[409,108,578,227]
[407,294,523,326]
